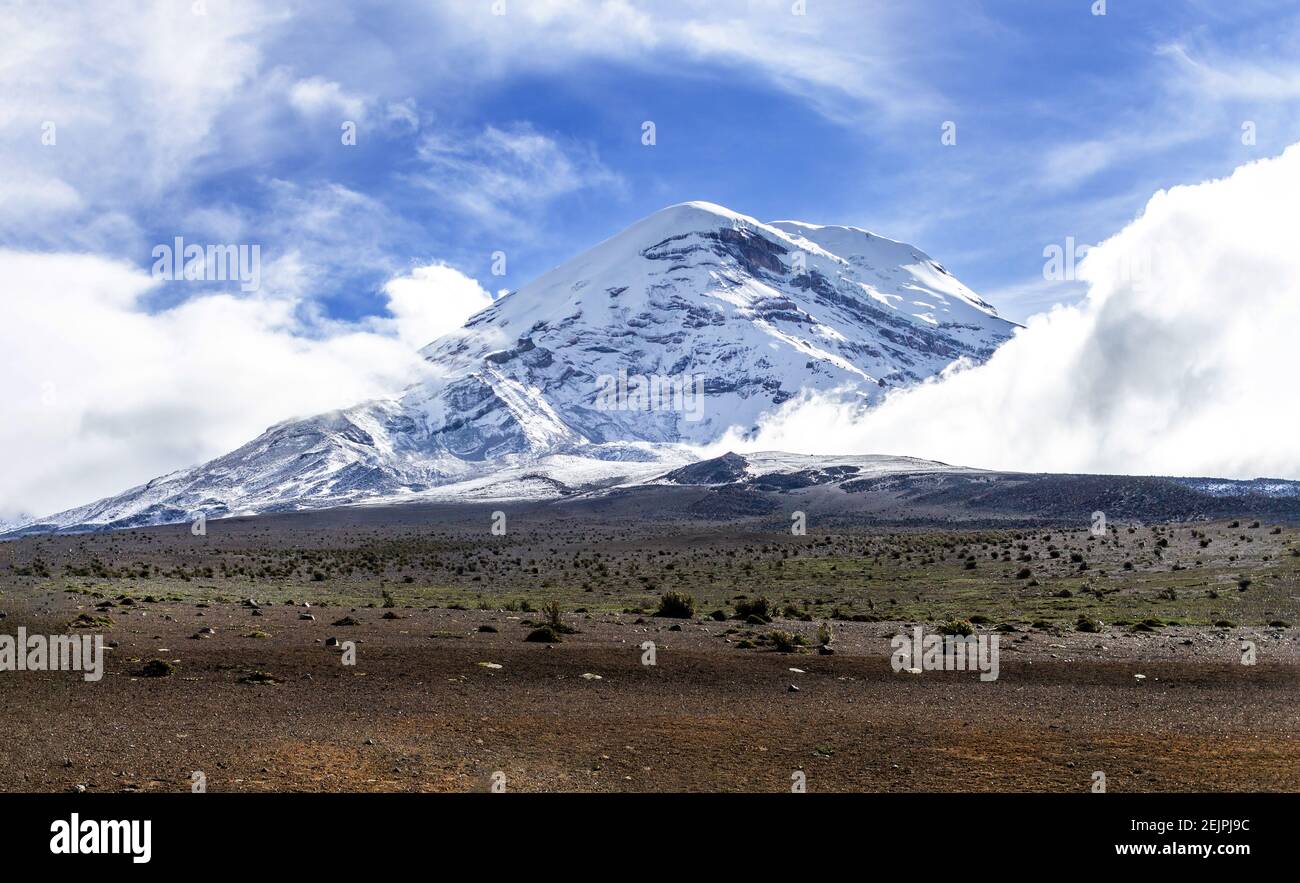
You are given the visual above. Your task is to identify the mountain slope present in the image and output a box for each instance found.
[18,201,1017,533]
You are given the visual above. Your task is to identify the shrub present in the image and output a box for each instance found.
[1076,614,1102,633]
[734,596,771,622]
[654,591,696,619]
[525,625,561,643]
[542,601,576,634]
[939,619,974,637]
[767,630,806,653]
[816,621,834,647]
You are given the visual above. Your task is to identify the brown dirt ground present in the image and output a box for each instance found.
[1,592,1297,793]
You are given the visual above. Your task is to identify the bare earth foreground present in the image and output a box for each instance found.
[1,500,1298,792]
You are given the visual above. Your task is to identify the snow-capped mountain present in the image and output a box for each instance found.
[17,201,1016,533]
[0,514,34,534]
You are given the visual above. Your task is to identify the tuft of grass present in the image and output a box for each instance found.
[542,601,577,634]
[69,613,113,629]
[1076,614,1102,634]
[525,625,561,643]
[939,619,975,637]
[734,597,771,622]
[654,591,696,619]
[816,621,834,647]
[767,629,807,653]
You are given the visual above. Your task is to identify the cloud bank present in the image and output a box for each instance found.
[0,253,491,520]
[727,144,1300,481]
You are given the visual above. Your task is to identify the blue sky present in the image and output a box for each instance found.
[9,0,1300,324]
[7,0,1300,517]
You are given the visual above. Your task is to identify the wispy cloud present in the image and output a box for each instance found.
[423,0,946,125]
[1159,41,1300,102]
[415,124,622,230]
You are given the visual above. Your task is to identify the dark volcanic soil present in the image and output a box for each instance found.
[1,595,1297,793]
[1,507,1298,792]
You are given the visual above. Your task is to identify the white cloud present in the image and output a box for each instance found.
[0,252,491,519]
[0,0,279,235]
[288,76,369,121]
[379,263,496,348]
[725,144,1300,480]
[416,124,621,228]
[1160,41,1300,102]
[423,0,942,124]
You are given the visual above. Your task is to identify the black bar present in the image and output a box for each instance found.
[3,793,1280,868]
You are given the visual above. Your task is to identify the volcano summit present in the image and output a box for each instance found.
[20,201,1016,533]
